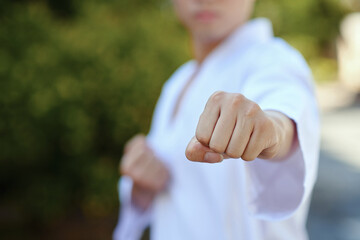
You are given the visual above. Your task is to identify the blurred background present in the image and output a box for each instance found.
[0,0,359,239]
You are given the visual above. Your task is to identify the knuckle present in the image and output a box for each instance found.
[139,142,148,152]
[209,91,225,104]
[128,135,145,149]
[230,94,245,107]
[244,102,260,118]
[140,147,151,158]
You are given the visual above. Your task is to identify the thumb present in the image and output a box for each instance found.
[185,136,223,163]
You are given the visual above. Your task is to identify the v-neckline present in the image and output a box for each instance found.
[167,63,200,128]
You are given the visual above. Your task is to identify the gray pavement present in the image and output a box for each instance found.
[307,94,360,240]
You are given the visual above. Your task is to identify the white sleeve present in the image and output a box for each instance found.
[112,176,152,240]
[241,43,320,220]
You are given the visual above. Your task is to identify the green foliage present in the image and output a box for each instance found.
[0,1,189,236]
[253,0,350,82]
[0,0,351,237]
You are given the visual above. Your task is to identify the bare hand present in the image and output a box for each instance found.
[185,91,295,163]
[120,134,170,210]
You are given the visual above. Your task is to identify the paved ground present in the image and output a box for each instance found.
[307,85,360,240]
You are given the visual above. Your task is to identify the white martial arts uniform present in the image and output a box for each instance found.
[114,18,320,240]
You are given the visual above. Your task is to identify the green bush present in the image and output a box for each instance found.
[0,1,189,236]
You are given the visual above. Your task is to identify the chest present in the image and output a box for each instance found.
[151,62,248,164]
[175,64,247,127]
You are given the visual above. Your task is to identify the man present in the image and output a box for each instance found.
[114,0,320,239]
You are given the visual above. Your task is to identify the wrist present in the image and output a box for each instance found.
[264,110,295,159]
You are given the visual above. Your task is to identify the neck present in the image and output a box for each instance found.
[192,36,224,65]
[190,16,253,64]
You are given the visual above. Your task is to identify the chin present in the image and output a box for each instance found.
[194,27,228,42]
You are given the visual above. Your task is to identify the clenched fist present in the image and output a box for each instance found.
[185,91,295,163]
[120,134,170,210]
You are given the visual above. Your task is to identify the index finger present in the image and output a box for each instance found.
[195,94,221,146]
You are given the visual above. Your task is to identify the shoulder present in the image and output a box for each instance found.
[243,37,313,88]
[251,38,310,73]
[243,37,315,93]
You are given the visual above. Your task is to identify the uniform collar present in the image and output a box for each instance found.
[198,18,274,67]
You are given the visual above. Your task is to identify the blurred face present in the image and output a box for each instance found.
[173,0,255,43]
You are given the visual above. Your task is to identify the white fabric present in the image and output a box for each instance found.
[113,18,320,240]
